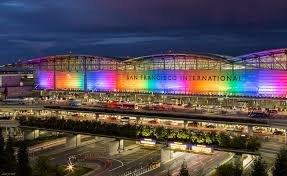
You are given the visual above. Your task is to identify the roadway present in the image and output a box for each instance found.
[29,136,162,176]
[34,140,230,176]
[142,151,232,176]
[2,104,287,128]
[2,103,287,142]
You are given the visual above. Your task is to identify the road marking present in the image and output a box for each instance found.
[109,158,124,171]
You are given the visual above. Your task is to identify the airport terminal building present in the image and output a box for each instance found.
[19,48,287,99]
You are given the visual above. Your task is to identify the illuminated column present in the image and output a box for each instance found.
[136,117,141,124]
[66,134,81,148]
[119,139,124,151]
[160,148,182,164]
[247,125,253,136]
[24,129,39,140]
[8,127,15,137]
[108,139,124,155]
[285,130,287,145]
[161,148,172,163]
[108,140,119,155]
[183,120,188,129]
[95,114,100,121]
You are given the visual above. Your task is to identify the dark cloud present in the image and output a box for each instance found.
[0,0,287,64]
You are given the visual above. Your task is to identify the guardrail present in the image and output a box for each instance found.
[44,106,270,126]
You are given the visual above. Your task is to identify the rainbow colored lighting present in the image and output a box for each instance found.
[55,72,84,90]
[35,69,287,97]
[87,71,117,91]
[36,71,54,90]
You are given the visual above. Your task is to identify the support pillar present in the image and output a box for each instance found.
[95,114,99,121]
[108,140,119,155]
[161,148,172,164]
[119,139,124,151]
[160,148,183,164]
[24,129,39,140]
[247,125,253,136]
[183,120,188,129]
[66,134,81,148]
[108,139,124,155]
[136,117,141,124]
[9,127,15,137]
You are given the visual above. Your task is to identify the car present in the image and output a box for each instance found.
[253,128,264,133]
[249,112,269,118]
[148,120,160,124]
[188,122,198,127]
[206,124,216,128]
[273,130,284,135]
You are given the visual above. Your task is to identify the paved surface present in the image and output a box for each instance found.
[142,151,232,176]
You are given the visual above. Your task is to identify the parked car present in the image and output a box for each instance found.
[249,112,269,118]
[273,130,284,135]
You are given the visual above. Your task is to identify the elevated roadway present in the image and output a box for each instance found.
[1,104,287,128]
[44,106,287,128]
[0,120,20,128]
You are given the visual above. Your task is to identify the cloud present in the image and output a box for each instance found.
[0,0,286,64]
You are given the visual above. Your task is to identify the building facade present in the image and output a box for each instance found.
[21,48,287,98]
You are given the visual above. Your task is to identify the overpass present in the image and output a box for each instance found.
[44,106,287,129]
[1,104,286,128]
[20,126,260,156]
[0,120,20,128]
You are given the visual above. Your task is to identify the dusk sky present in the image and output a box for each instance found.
[1,0,287,64]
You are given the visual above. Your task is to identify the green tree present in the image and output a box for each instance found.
[179,161,190,176]
[16,143,32,176]
[251,157,268,176]
[33,156,54,176]
[166,170,172,176]
[216,162,242,176]
[216,163,233,176]
[4,136,17,173]
[54,165,65,176]
[246,137,261,151]
[273,148,287,176]
[0,128,5,174]
[230,136,246,149]
[217,133,231,148]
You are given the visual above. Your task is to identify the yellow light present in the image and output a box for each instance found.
[140,138,156,146]
[66,164,74,172]
[169,142,187,150]
[191,145,213,154]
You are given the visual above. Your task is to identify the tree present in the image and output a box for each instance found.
[179,160,190,176]
[217,133,231,148]
[54,165,65,176]
[166,170,172,176]
[216,162,242,176]
[33,156,53,176]
[4,136,17,173]
[246,137,261,151]
[0,128,5,174]
[251,157,268,176]
[230,136,246,149]
[273,148,287,176]
[16,143,32,176]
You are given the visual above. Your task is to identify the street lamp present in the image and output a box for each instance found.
[66,164,74,172]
